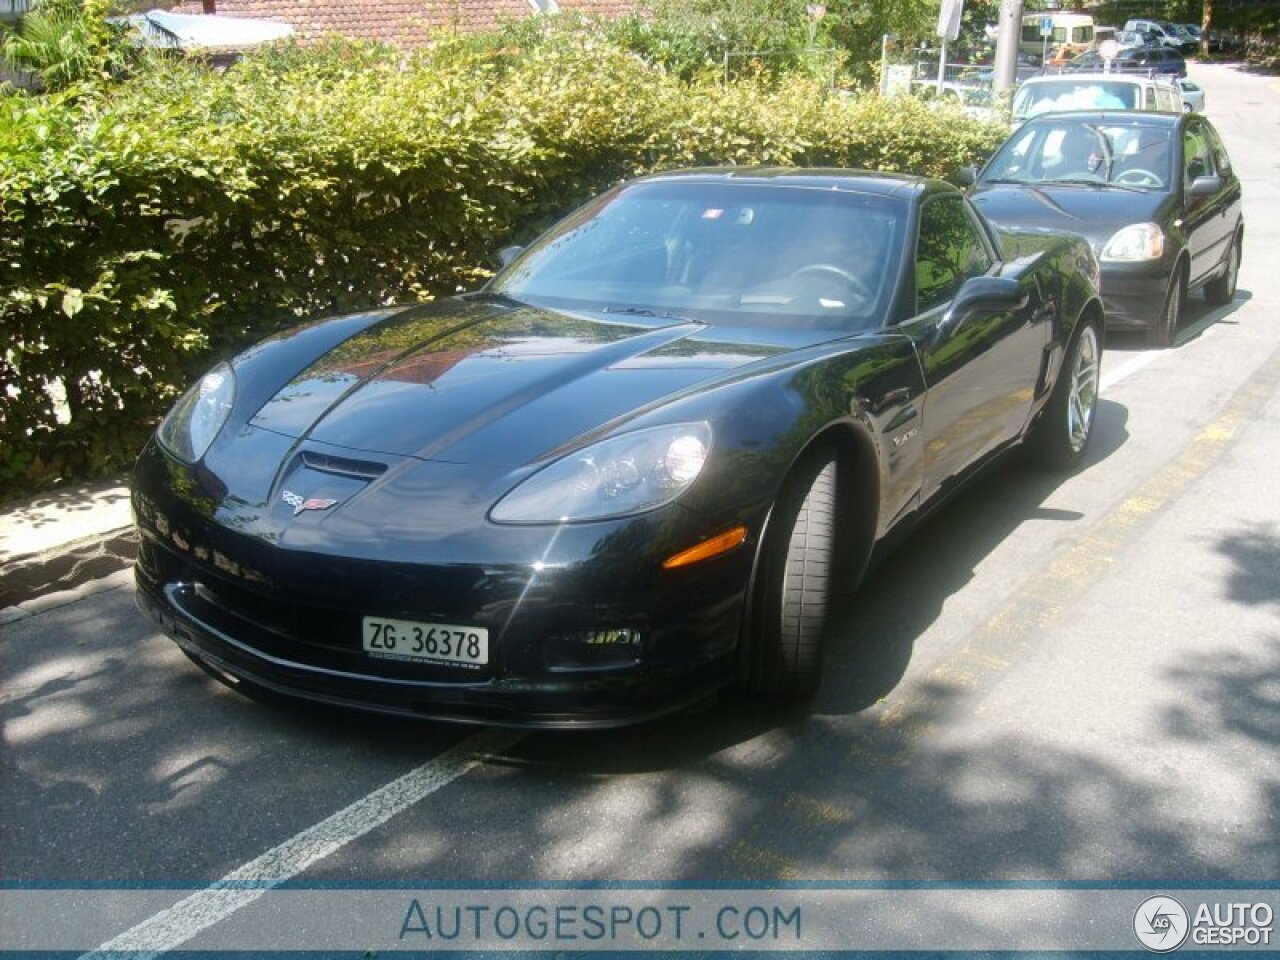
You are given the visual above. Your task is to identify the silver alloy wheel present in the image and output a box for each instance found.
[1068,325,1099,453]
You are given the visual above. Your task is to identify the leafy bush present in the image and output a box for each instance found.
[0,32,1005,497]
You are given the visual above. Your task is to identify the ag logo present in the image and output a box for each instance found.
[1134,895,1190,952]
[282,490,338,516]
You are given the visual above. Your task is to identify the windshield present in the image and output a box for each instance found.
[982,119,1174,190]
[1013,81,1143,119]
[491,181,905,331]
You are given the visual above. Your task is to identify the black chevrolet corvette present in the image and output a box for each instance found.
[133,168,1103,728]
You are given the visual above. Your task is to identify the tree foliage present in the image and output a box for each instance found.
[1,0,136,91]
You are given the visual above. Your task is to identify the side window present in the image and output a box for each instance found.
[1145,86,1158,109]
[1183,124,1214,183]
[1206,125,1233,176]
[915,197,993,313]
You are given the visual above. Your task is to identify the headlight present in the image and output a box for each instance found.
[490,423,712,525]
[157,362,235,463]
[1101,223,1165,262]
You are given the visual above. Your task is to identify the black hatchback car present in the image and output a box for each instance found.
[969,110,1243,346]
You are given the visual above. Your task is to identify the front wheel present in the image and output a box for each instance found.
[1150,265,1185,348]
[744,451,838,697]
[1028,319,1101,469]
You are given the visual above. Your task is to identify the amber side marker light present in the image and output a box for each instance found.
[662,526,749,570]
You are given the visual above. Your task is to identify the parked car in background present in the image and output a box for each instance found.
[1207,28,1243,53]
[133,168,1106,726]
[1116,44,1188,76]
[1011,72,1182,124]
[1177,78,1205,113]
[969,110,1243,347]
[1124,18,1198,53]
[1113,28,1151,52]
[1060,46,1186,77]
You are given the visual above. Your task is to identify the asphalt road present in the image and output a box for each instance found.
[2,60,1278,950]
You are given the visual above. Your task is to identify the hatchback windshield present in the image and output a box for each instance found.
[492,181,905,330]
[982,120,1174,190]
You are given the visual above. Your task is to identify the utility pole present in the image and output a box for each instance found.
[992,0,1024,94]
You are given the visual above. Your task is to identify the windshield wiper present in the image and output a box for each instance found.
[1050,178,1147,193]
[602,305,690,321]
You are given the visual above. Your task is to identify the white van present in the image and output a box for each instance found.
[1019,12,1096,61]
[1011,72,1183,125]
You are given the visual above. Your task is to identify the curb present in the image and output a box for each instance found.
[0,527,138,612]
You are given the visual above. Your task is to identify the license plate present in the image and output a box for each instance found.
[362,617,488,667]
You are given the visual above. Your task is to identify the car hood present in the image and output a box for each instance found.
[972,182,1174,249]
[247,298,831,467]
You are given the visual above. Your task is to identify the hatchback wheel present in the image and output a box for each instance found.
[1151,265,1185,348]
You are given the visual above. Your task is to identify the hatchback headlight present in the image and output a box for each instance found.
[157,362,235,463]
[1101,223,1165,262]
[491,423,712,524]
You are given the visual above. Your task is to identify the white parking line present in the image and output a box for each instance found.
[1100,351,1158,392]
[80,728,524,959]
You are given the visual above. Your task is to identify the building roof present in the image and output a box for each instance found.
[118,10,294,50]
[164,0,642,48]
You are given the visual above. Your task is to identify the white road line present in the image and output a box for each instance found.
[1100,351,1158,392]
[80,728,524,959]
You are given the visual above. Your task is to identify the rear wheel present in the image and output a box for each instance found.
[1150,264,1185,348]
[1029,318,1101,469]
[745,451,837,697]
[1204,234,1240,306]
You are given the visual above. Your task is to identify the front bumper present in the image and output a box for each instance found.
[1099,257,1175,331]
[133,447,757,729]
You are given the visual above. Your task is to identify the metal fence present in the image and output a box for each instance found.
[0,0,32,20]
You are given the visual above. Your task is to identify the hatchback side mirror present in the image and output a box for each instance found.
[1188,174,1224,198]
[955,165,979,187]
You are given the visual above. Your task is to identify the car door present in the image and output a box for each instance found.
[1180,118,1240,286]
[896,194,1049,502]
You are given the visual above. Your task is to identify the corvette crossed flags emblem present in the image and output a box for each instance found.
[282,490,339,516]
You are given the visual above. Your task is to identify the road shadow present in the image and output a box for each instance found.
[1104,288,1252,355]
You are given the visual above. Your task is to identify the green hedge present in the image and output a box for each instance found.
[0,33,1005,497]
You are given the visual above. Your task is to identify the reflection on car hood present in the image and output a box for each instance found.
[972,183,1174,248]
[248,299,828,466]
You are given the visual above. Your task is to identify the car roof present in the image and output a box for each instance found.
[1018,109,1185,129]
[634,167,932,200]
[1022,71,1168,84]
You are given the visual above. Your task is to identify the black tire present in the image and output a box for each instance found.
[1204,234,1241,306]
[744,451,838,697]
[1150,264,1185,348]
[1028,318,1101,470]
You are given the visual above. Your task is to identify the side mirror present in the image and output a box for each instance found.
[495,245,525,269]
[940,275,1026,337]
[1188,174,1223,198]
[955,165,979,188]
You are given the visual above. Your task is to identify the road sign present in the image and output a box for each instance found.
[1040,16,1053,37]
